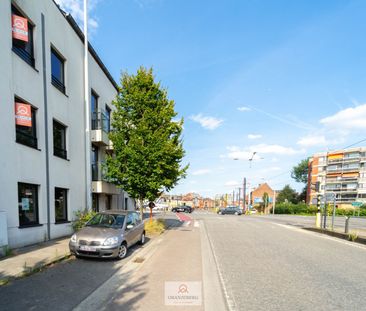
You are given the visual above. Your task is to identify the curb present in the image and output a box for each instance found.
[303,227,366,245]
[0,252,72,286]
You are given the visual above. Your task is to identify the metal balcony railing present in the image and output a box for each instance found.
[92,110,110,133]
[91,162,108,181]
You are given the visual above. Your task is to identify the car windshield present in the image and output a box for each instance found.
[86,213,125,229]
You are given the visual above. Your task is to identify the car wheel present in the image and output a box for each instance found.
[218,211,222,215]
[117,242,128,260]
[139,232,145,245]
[235,212,239,215]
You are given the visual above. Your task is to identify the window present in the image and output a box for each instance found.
[106,195,112,210]
[12,5,35,67]
[133,212,141,224]
[18,182,39,227]
[91,145,99,181]
[51,47,65,93]
[15,99,37,149]
[124,198,128,210]
[92,193,99,212]
[53,120,67,159]
[55,188,68,223]
[91,91,98,130]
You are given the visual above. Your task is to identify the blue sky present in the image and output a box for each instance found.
[56,0,366,197]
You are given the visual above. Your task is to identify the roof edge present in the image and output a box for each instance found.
[52,1,119,92]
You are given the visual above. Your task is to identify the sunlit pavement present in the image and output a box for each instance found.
[2,210,366,310]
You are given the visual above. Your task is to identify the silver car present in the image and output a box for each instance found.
[69,210,145,259]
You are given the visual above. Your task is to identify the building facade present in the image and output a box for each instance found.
[0,0,134,248]
[249,183,276,213]
[307,147,366,207]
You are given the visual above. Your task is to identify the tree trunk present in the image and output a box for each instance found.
[139,198,144,220]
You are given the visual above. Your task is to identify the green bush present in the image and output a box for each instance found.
[72,209,97,232]
[272,203,317,215]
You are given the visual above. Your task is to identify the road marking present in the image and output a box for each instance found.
[274,223,366,251]
[202,221,237,311]
[194,221,200,228]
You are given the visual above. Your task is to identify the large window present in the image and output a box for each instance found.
[15,99,37,149]
[18,182,39,227]
[53,120,67,159]
[51,47,65,93]
[55,188,68,223]
[12,5,35,67]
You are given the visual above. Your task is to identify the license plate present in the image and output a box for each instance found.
[79,245,97,252]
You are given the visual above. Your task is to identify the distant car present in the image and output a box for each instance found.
[172,206,193,213]
[69,210,145,260]
[217,206,242,215]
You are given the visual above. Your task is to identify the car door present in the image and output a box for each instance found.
[132,212,143,243]
[125,213,137,247]
[228,207,235,214]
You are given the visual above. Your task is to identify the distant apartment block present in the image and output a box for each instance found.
[307,147,366,207]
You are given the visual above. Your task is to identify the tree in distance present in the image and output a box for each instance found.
[291,158,310,202]
[105,67,188,218]
[291,158,309,184]
[277,184,298,204]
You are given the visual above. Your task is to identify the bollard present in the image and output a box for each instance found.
[345,216,350,234]
[315,212,321,228]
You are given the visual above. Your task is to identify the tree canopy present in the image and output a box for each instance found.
[291,158,309,184]
[277,185,298,204]
[106,67,188,214]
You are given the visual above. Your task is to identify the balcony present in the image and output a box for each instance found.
[91,162,120,194]
[91,110,110,146]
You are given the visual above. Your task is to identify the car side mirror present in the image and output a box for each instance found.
[126,224,134,230]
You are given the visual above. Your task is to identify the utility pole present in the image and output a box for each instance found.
[238,187,241,208]
[84,0,92,211]
[272,189,276,215]
[243,177,247,211]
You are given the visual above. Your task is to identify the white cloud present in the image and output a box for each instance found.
[54,0,100,30]
[297,135,327,147]
[248,134,262,140]
[190,114,224,130]
[320,104,366,130]
[192,169,211,176]
[237,106,251,112]
[224,180,240,187]
[226,144,303,160]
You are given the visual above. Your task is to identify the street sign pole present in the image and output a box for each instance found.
[332,197,336,231]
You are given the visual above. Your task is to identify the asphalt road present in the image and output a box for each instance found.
[2,211,366,311]
[193,211,366,311]
[257,214,366,233]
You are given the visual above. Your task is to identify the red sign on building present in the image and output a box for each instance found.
[12,14,28,42]
[15,103,32,127]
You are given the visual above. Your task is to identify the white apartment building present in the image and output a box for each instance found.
[307,147,366,207]
[0,0,134,249]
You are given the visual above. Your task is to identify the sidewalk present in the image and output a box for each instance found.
[0,237,71,284]
[73,215,227,311]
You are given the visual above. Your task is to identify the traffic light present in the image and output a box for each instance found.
[317,194,321,212]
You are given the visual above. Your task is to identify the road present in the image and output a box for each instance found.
[193,211,366,311]
[2,211,366,310]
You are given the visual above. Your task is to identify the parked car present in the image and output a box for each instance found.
[69,210,145,259]
[217,206,242,215]
[171,206,193,213]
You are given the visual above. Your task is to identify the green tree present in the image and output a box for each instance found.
[106,67,188,218]
[291,158,309,184]
[277,185,298,204]
[262,192,269,214]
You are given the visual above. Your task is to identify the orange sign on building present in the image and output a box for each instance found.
[12,15,28,42]
[15,103,32,127]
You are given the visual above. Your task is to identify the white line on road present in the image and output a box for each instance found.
[184,221,191,227]
[274,223,366,251]
[194,221,200,228]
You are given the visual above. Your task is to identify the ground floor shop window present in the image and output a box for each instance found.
[18,182,39,227]
[55,187,68,223]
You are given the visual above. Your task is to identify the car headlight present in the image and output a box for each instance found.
[103,236,119,246]
[70,234,77,243]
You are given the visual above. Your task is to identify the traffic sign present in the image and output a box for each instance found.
[352,201,363,207]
